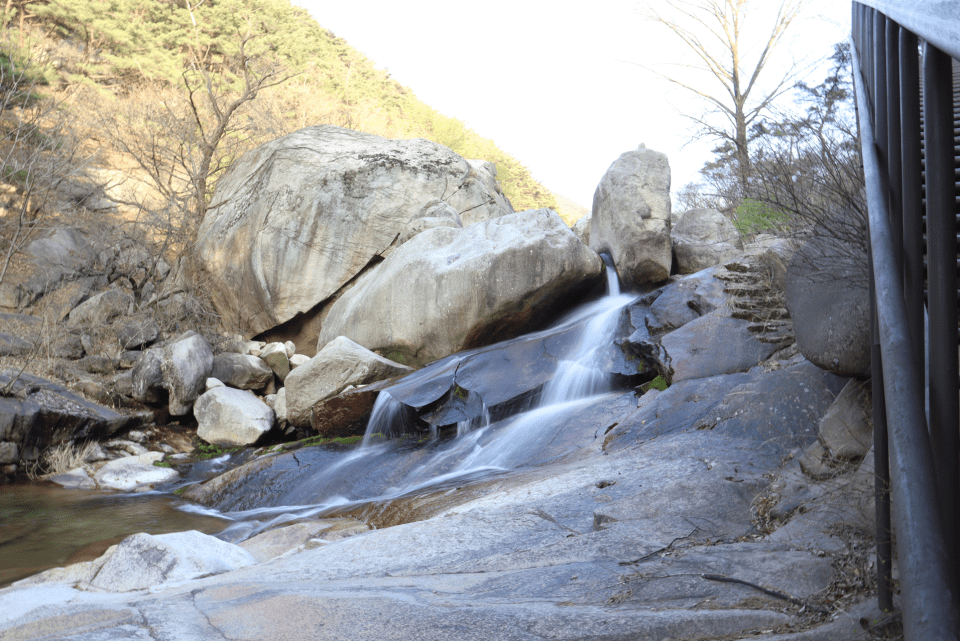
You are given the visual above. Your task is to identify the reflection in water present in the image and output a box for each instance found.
[0,484,231,587]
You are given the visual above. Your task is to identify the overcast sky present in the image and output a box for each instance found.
[295,0,849,210]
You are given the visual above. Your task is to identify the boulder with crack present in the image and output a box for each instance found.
[318,209,603,367]
[192,125,514,350]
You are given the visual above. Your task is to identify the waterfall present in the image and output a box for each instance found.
[600,252,620,296]
[209,254,637,534]
[361,392,404,447]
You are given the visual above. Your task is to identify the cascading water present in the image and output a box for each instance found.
[601,252,620,296]
[207,253,639,541]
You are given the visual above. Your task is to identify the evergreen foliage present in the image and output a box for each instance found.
[23,0,556,212]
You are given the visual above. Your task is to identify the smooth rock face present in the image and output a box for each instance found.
[161,333,214,415]
[211,353,274,390]
[274,387,287,423]
[642,267,730,334]
[571,212,591,245]
[131,348,164,404]
[0,369,136,460]
[819,378,872,460]
[672,208,743,274]
[66,289,133,327]
[89,531,255,592]
[658,312,781,382]
[0,441,17,464]
[195,387,275,447]
[0,332,32,356]
[285,336,413,427]
[93,452,179,491]
[318,209,603,366]
[48,466,97,489]
[193,125,514,341]
[238,519,369,563]
[785,236,870,376]
[259,342,290,382]
[590,145,672,286]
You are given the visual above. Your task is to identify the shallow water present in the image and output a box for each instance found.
[0,483,231,587]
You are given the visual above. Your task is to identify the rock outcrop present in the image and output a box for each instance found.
[590,144,672,286]
[192,126,514,351]
[318,209,603,366]
[93,451,180,491]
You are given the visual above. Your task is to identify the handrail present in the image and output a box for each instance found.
[850,3,960,638]
[853,1,960,62]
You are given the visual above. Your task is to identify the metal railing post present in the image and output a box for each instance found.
[886,18,904,272]
[899,27,924,381]
[869,241,895,613]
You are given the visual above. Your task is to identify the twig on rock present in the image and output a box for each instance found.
[701,573,830,614]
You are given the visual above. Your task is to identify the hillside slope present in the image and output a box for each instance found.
[4,0,556,213]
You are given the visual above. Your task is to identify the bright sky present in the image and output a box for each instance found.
[295,0,849,210]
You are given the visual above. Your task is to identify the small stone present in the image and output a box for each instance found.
[260,342,290,381]
[289,354,310,369]
[118,351,142,369]
[284,341,296,357]
[0,442,18,464]
[49,466,96,489]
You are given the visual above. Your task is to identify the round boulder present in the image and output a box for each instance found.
[589,144,672,286]
[785,236,870,377]
[195,387,275,447]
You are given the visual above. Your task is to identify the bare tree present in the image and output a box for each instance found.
[179,1,295,223]
[103,2,296,253]
[638,0,805,194]
[0,37,91,285]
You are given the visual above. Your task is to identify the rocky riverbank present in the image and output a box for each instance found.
[0,131,886,640]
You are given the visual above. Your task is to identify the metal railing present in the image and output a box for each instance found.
[851,2,960,638]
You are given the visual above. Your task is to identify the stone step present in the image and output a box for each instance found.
[731,309,790,322]
[747,321,792,333]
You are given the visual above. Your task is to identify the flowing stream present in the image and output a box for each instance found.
[1,258,640,580]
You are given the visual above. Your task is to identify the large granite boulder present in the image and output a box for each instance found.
[192,125,514,349]
[318,209,604,367]
[88,531,255,592]
[785,236,870,377]
[672,208,743,274]
[0,369,140,463]
[161,333,214,416]
[195,387,275,446]
[590,144,672,286]
[285,336,414,427]
[211,353,274,390]
[93,451,180,491]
